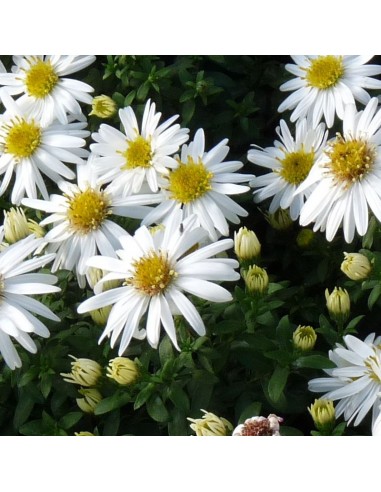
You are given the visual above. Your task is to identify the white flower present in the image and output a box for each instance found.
[308,333,381,428]
[0,92,89,205]
[278,55,381,128]
[248,118,327,220]
[142,128,253,241]
[77,211,240,354]
[90,99,189,195]
[0,55,95,125]
[0,235,60,370]
[298,98,381,243]
[22,160,159,288]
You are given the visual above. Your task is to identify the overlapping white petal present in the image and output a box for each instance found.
[248,118,328,221]
[78,211,239,353]
[309,333,381,428]
[0,235,60,370]
[278,55,381,128]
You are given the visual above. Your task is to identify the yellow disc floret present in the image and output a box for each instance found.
[278,149,315,185]
[365,347,381,383]
[24,59,59,99]
[130,251,177,296]
[305,56,344,90]
[67,188,111,234]
[326,135,376,186]
[5,119,42,158]
[121,135,152,170]
[169,157,213,204]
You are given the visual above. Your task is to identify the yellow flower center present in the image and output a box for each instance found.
[120,135,152,170]
[168,157,213,204]
[24,59,59,99]
[326,135,376,186]
[5,119,42,158]
[305,56,344,90]
[129,251,177,296]
[66,188,111,234]
[278,149,315,185]
[365,349,381,383]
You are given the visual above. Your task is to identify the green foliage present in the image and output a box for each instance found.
[2,54,381,438]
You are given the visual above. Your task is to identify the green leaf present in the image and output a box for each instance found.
[59,412,83,430]
[268,365,289,403]
[94,392,131,415]
[368,283,381,310]
[280,426,304,436]
[13,394,35,429]
[19,419,46,436]
[182,99,195,124]
[124,90,136,107]
[168,409,188,436]
[112,92,125,107]
[169,383,190,413]
[345,315,365,333]
[159,335,174,365]
[134,383,156,410]
[294,355,335,370]
[137,81,150,101]
[238,402,262,424]
[146,395,170,422]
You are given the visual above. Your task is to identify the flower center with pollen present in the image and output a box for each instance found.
[168,157,213,204]
[305,55,344,90]
[24,59,59,99]
[67,188,111,234]
[365,347,381,383]
[130,251,177,296]
[278,149,315,185]
[326,135,376,186]
[121,135,152,170]
[5,119,42,158]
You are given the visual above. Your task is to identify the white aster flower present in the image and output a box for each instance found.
[22,160,159,288]
[0,92,89,205]
[77,211,240,354]
[142,128,253,241]
[298,98,381,243]
[0,55,95,125]
[308,333,381,428]
[248,118,327,220]
[0,235,60,370]
[90,99,189,195]
[278,55,381,128]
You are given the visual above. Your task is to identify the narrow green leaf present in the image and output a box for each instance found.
[268,365,289,402]
[294,355,335,370]
[146,395,170,423]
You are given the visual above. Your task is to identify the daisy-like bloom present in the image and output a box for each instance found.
[278,55,381,128]
[308,333,381,427]
[0,92,89,205]
[0,55,96,126]
[142,128,252,241]
[248,119,327,221]
[90,99,189,195]
[22,160,159,288]
[232,414,283,436]
[0,235,60,370]
[77,211,240,353]
[187,409,233,436]
[298,98,381,243]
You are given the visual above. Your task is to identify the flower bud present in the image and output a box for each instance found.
[341,252,372,281]
[242,264,269,295]
[188,409,233,436]
[265,209,293,230]
[76,388,102,413]
[3,207,45,243]
[234,226,261,261]
[308,399,335,432]
[293,325,317,352]
[89,95,117,118]
[107,357,140,385]
[74,431,95,436]
[296,228,315,248]
[325,287,350,323]
[60,355,102,387]
[233,414,283,436]
[90,305,112,326]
